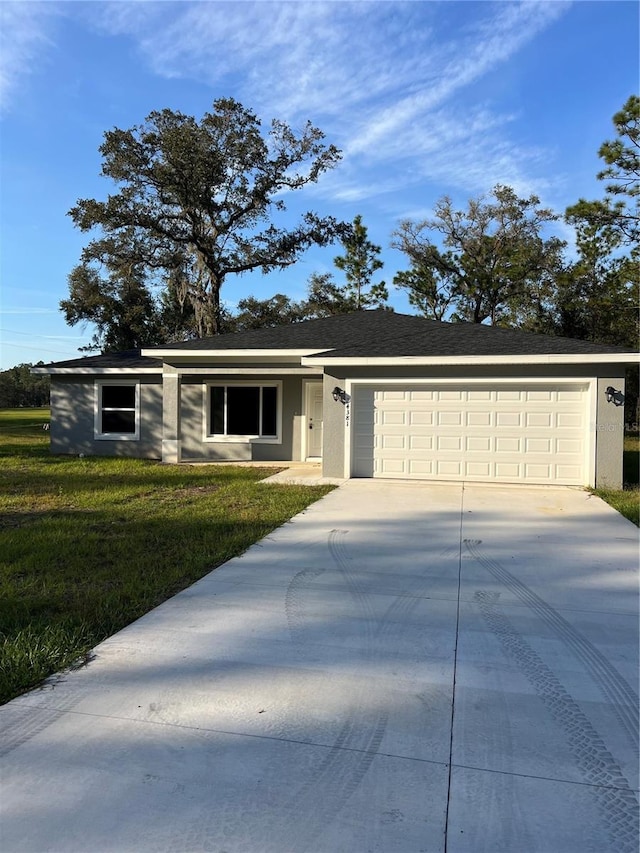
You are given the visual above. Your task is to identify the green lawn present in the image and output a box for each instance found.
[592,435,640,527]
[0,408,334,705]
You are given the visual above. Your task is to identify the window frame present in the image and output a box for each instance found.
[94,380,140,441]
[204,381,282,444]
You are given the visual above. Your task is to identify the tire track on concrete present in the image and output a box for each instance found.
[171,533,457,852]
[0,690,82,757]
[274,534,458,851]
[464,539,639,753]
[166,531,387,853]
[284,566,327,642]
[267,706,390,853]
[475,590,639,853]
[327,528,379,654]
[373,546,459,650]
[270,528,390,851]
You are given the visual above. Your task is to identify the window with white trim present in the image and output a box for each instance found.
[207,384,279,441]
[95,382,139,439]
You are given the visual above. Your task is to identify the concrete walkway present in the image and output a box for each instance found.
[1,481,638,852]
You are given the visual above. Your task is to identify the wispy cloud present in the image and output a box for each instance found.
[335,1,570,200]
[344,1,569,155]
[120,1,437,123]
[81,0,571,200]
[81,1,166,37]
[312,103,555,210]
[0,0,572,203]
[0,2,58,112]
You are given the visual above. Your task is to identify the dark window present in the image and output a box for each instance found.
[227,386,260,435]
[102,385,135,409]
[209,385,278,438]
[101,410,136,434]
[211,386,225,435]
[261,386,277,436]
[99,384,137,436]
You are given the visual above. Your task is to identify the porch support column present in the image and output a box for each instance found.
[594,375,625,489]
[322,371,347,478]
[162,369,181,464]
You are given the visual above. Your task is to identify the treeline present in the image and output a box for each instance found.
[0,364,50,408]
[59,94,637,356]
[10,96,636,412]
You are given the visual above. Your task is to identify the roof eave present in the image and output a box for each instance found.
[301,353,640,367]
[31,366,164,376]
[141,347,333,358]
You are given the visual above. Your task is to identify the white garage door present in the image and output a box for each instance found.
[351,384,589,485]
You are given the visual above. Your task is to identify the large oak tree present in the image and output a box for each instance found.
[66,98,344,339]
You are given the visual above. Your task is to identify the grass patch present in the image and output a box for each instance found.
[0,408,335,705]
[0,407,50,452]
[592,435,639,526]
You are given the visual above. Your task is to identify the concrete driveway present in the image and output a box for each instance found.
[1,481,638,852]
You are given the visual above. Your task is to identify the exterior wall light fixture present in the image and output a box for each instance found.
[605,386,624,406]
[332,386,349,404]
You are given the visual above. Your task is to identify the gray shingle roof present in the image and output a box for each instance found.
[303,313,631,358]
[147,311,395,351]
[40,312,632,369]
[147,311,629,357]
[38,349,163,370]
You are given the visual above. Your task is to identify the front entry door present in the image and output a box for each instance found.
[306,383,324,458]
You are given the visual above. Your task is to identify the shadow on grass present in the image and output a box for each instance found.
[1,504,317,701]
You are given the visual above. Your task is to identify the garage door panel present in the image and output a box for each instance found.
[496,412,522,427]
[495,462,521,478]
[467,411,492,427]
[558,389,583,402]
[409,459,434,475]
[556,465,582,482]
[437,460,463,476]
[410,434,433,450]
[352,383,588,485]
[557,412,583,428]
[467,436,492,452]
[525,437,552,453]
[524,463,553,479]
[466,461,492,477]
[557,464,583,479]
[379,458,407,474]
[526,389,554,402]
[526,412,552,428]
[409,411,434,426]
[438,411,463,426]
[557,439,582,453]
[468,389,492,401]
[495,437,521,453]
[496,390,522,401]
[380,410,406,426]
[381,434,406,450]
[437,435,462,451]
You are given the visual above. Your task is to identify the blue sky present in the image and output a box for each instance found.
[0,0,637,368]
